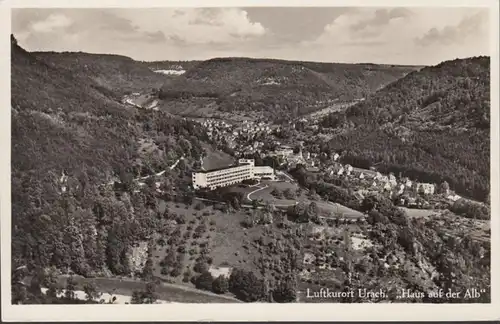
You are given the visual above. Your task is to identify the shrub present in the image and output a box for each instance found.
[170,267,183,277]
[212,275,229,294]
[194,260,209,273]
[194,271,214,291]
[176,214,187,224]
[228,268,265,302]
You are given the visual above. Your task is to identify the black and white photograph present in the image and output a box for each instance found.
[2,0,499,321]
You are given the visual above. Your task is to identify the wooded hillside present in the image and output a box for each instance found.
[321,56,490,201]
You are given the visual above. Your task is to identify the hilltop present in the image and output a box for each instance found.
[157,57,420,120]
[321,56,490,201]
[32,51,175,97]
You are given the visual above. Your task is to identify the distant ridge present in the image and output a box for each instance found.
[157,56,420,120]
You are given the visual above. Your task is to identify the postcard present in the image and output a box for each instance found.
[1,0,499,321]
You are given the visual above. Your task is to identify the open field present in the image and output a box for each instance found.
[244,180,363,218]
[400,207,440,218]
[55,276,239,303]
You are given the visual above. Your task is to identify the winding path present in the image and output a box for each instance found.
[246,184,268,202]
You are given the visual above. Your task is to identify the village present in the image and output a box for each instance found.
[193,116,463,211]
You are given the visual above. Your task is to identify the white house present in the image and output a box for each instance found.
[415,183,436,195]
[389,174,398,187]
[447,194,461,202]
[404,179,413,188]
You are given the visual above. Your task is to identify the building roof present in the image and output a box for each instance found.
[195,163,241,173]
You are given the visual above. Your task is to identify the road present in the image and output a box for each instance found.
[246,184,269,202]
[105,156,184,186]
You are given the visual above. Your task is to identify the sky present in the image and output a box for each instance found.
[11,7,491,65]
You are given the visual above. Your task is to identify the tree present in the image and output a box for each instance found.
[303,202,318,223]
[131,282,158,304]
[65,276,77,301]
[83,282,102,302]
[194,271,214,291]
[194,260,209,273]
[272,276,298,303]
[283,188,295,199]
[212,275,229,294]
[439,181,450,195]
[142,258,154,281]
[271,188,283,198]
[361,195,378,214]
[229,268,265,302]
[287,202,306,222]
[43,267,61,300]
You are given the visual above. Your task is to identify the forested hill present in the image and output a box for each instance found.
[322,56,490,202]
[158,57,420,120]
[32,51,172,97]
[11,34,208,290]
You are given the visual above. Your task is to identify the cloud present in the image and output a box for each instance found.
[13,8,266,51]
[11,7,492,65]
[312,8,413,47]
[245,7,350,44]
[300,7,490,65]
[30,13,73,33]
[350,8,412,33]
[112,8,266,46]
[415,10,488,47]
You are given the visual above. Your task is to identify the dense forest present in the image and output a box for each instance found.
[32,51,172,97]
[321,57,490,202]
[11,35,209,301]
[158,57,419,120]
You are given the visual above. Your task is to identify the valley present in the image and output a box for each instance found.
[10,34,491,305]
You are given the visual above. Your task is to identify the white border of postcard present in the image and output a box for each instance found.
[1,0,499,321]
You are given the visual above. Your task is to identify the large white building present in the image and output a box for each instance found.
[192,159,275,190]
